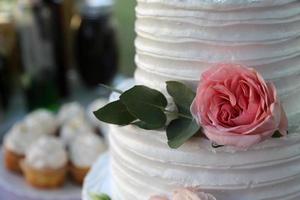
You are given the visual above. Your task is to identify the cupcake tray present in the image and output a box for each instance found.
[0,149,81,200]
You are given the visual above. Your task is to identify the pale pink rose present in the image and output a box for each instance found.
[149,195,169,200]
[191,63,288,148]
[173,188,216,200]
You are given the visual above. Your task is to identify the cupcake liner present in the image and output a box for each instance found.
[20,160,67,189]
[69,164,90,185]
[4,148,24,174]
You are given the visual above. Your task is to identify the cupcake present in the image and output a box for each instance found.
[57,102,85,126]
[4,123,42,173]
[69,133,106,184]
[60,116,94,145]
[21,136,68,189]
[24,109,58,135]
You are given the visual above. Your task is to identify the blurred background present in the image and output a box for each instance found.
[0,0,136,138]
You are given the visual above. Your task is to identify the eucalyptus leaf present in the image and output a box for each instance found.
[94,100,136,125]
[133,121,163,130]
[90,193,111,200]
[120,85,167,128]
[166,81,196,115]
[272,130,282,138]
[167,117,200,149]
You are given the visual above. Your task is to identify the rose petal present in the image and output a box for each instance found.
[216,103,279,136]
[237,93,248,111]
[266,83,277,107]
[204,126,275,148]
[278,104,288,136]
[202,64,251,83]
[191,63,287,148]
[231,101,259,126]
[212,85,237,106]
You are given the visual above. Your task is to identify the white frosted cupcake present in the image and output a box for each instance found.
[21,136,68,189]
[60,116,94,145]
[69,133,106,184]
[24,109,58,135]
[57,102,85,126]
[4,123,42,173]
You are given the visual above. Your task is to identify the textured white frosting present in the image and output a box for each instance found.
[4,123,43,155]
[60,116,94,145]
[24,109,58,135]
[134,0,300,124]
[136,0,297,10]
[25,136,67,170]
[70,133,106,168]
[110,125,300,200]
[58,102,85,126]
[108,0,300,199]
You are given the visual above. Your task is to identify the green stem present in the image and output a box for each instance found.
[153,105,192,120]
[100,84,123,94]
[163,109,193,120]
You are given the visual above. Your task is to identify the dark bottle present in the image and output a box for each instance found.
[75,0,118,87]
[43,0,70,97]
[0,6,15,111]
[0,54,10,110]
[16,0,60,111]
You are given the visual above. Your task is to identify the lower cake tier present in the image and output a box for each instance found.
[109,125,300,200]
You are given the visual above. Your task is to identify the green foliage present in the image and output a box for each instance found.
[165,81,201,148]
[120,86,168,129]
[90,193,111,200]
[132,121,164,130]
[272,130,283,138]
[167,118,200,149]
[94,100,136,125]
[166,81,196,115]
[94,82,201,149]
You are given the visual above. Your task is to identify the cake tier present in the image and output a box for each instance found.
[110,125,300,200]
[109,0,300,199]
[134,0,300,121]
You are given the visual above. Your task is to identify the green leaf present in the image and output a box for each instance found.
[132,121,164,130]
[166,81,196,115]
[167,117,200,149]
[93,100,136,125]
[272,130,282,138]
[120,85,168,128]
[90,193,111,200]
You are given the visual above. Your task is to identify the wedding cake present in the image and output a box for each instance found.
[89,0,300,199]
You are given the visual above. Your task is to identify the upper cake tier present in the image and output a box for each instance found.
[134,0,300,125]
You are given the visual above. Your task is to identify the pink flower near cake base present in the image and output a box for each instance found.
[173,188,216,200]
[191,64,288,148]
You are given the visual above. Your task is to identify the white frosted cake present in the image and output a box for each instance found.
[89,0,300,200]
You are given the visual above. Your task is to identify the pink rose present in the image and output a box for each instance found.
[191,64,288,148]
[173,188,216,200]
